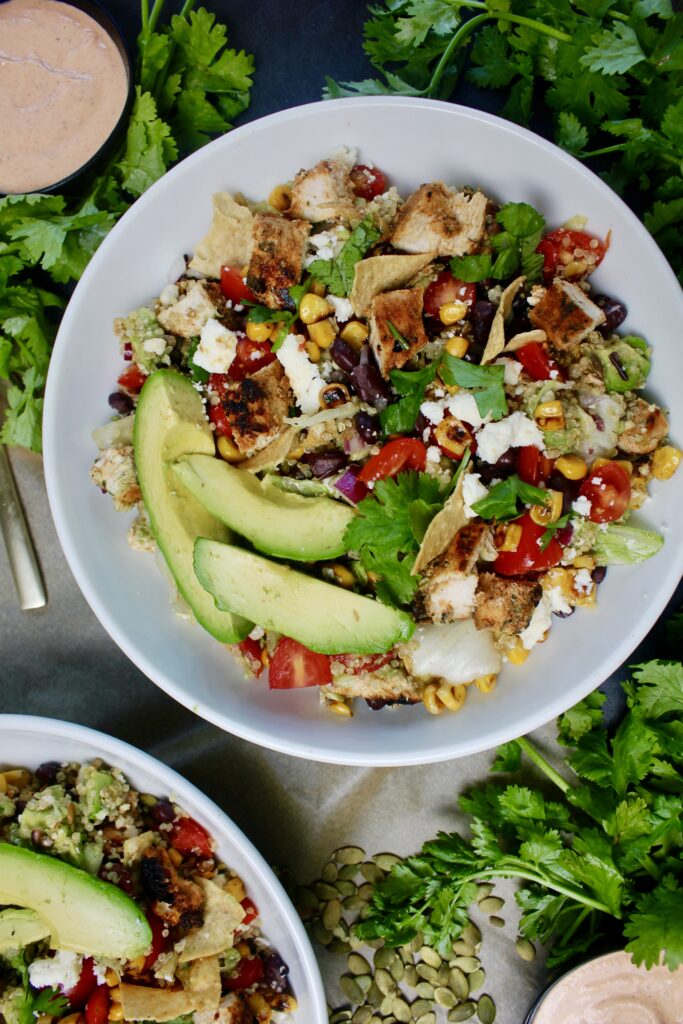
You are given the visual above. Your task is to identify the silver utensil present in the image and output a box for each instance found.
[0,444,46,610]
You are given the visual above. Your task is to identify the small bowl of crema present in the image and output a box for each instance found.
[0,0,132,195]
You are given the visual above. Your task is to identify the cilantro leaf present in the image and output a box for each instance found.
[625,879,683,970]
[439,354,507,420]
[491,740,523,772]
[380,362,438,435]
[540,512,571,550]
[579,23,647,75]
[629,661,683,719]
[308,216,380,296]
[470,474,548,522]
[449,253,494,282]
[557,691,606,745]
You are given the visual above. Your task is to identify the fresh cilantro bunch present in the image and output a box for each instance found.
[0,0,254,452]
[356,625,683,971]
[325,1,682,281]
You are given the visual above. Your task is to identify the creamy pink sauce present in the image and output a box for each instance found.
[532,951,683,1024]
[0,0,128,193]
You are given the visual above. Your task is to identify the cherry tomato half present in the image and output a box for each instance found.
[515,342,563,382]
[220,266,256,305]
[207,401,233,438]
[117,365,148,393]
[268,638,332,689]
[170,816,213,859]
[517,445,553,487]
[143,912,167,971]
[349,164,388,201]
[236,637,265,678]
[229,339,276,381]
[332,653,395,674]
[423,271,477,318]
[494,512,564,576]
[357,438,427,485]
[578,462,631,524]
[240,898,259,925]
[85,987,110,1024]
[536,228,608,282]
[225,955,265,992]
[64,959,98,1008]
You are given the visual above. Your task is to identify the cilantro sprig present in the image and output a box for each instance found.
[246,279,310,351]
[308,216,381,296]
[2,950,69,1024]
[470,474,548,522]
[451,202,545,283]
[439,353,507,420]
[380,362,438,436]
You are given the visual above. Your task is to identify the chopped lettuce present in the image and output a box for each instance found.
[594,523,664,565]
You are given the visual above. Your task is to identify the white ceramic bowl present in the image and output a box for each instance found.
[43,97,683,766]
[0,715,327,1023]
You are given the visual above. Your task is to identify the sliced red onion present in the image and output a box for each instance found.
[350,363,390,410]
[334,465,369,505]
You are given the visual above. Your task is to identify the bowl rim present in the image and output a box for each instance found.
[43,96,683,767]
[0,713,328,1023]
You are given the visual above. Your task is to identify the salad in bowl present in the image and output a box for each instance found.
[90,148,680,720]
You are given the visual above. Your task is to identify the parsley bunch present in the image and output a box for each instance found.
[0,1,254,452]
[324,0,682,282]
[356,629,683,971]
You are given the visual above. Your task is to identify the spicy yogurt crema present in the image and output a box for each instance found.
[0,0,128,193]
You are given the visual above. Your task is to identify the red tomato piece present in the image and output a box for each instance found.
[64,959,98,1008]
[332,653,395,674]
[495,512,564,576]
[536,228,608,282]
[578,462,631,524]
[349,164,388,201]
[85,987,110,1024]
[423,271,477,318]
[225,955,265,992]
[357,438,427,485]
[517,445,552,487]
[229,339,276,382]
[117,365,148,393]
[237,637,265,678]
[515,342,563,382]
[208,373,230,400]
[268,638,332,689]
[220,266,256,305]
[207,401,233,438]
[240,898,259,925]
[170,816,213,859]
[143,912,167,971]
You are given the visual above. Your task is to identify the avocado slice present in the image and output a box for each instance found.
[0,844,151,959]
[591,335,650,393]
[194,540,414,654]
[0,908,50,951]
[134,370,252,643]
[172,455,355,561]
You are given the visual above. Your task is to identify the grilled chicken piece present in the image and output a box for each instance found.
[325,667,423,705]
[288,158,358,223]
[369,287,429,377]
[421,522,488,623]
[91,446,141,512]
[390,183,488,257]
[157,280,223,338]
[220,361,292,457]
[473,573,542,634]
[529,279,606,347]
[246,213,310,311]
[618,397,669,455]
[194,993,252,1024]
[140,847,204,930]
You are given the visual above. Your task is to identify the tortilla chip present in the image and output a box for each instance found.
[189,193,254,279]
[179,956,222,1014]
[481,276,525,364]
[502,328,547,352]
[412,472,467,575]
[177,878,245,964]
[119,983,195,1021]
[350,253,436,317]
[239,427,297,474]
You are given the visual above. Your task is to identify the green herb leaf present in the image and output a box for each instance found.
[380,362,438,435]
[308,216,380,296]
[449,253,494,282]
[439,354,507,420]
[540,512,571,550]
[387,320,410,351]
[470,473,548,522]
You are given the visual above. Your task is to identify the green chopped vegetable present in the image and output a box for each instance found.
[470,474,548,522]
[0,950,68,1024]
[308,216,381,296]
[246,278,310,350]
[591,335,651,394]
[387,321,411,351]
[540,512,571,551]
[439,353,507,420]
[380,362,438,436]
[593,523,664,566]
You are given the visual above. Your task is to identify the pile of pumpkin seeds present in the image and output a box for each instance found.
[295,846,535,1024]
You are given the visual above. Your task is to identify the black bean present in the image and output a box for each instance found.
[592,566,607,584]
[263,953,289,993]
[349,364,391,410]
[300,451,347,478]
[471,300,495,346]
[477,448,517,484]
[594,294,627,333]
[331,337,360,373]
[108,391,134,415]
[547,469,580,515]
[149,798,176,824]
[355,411,380,444]
[35,761,61,784]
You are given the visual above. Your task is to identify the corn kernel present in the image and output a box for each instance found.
[2,769,30,787]
[310,279,327,297]
[439,301,469,325]
[60,1015,81,1024]
[499,523,522,552]
[572,554,595,570]
[507,642,529,666]
[236,942,250,957]
[109,989,122,1004]
[555,455,587,480]
[247,992,271,1023]
[534,400,565,430]
[474,674,497,694]
[217,435,242,463]
[245,320,273,343]
[543,566,574,603]
[327,563,356,588]
[308,317,338,349]
[225,876,246,902]
[423,683,444,716]
[128,956,146,972]
[109,1004,124,1021]
[0,775,6,794]
[304,340,321,363]
[240,265,249,277]
[529,489,563,526]
[436,683,467,711]
[445,336,470,358]
[276,996,298,1013]
[268,183,291,212]
[328,700,353,718]
[168,847,183,867]
[37,1015,53,1024]
[570,569,597,608]
[299,293,332,325]
[340,320,369,349]
[652,445,682,480]
[319,382,351,409]
[628,476,648,509]
[105,969,119,988]
[593,457,632,475]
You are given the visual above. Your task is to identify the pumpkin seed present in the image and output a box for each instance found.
[476,883,494,900]
[334,846,366,865]
[437,964,450,986]
[358,883,375,901]
[295,885,319,910]
[452,940,475,957]
[331,1011,353,1024]
[376,969,397,996]
[515,937,536,961]
[357,976,373,995]
[462,923,481,948]
[343,895,366,912]
[489,916,505,928]
[410,932,425,954]
[380,996,395,1016]
[340,976,364,1005]
[390,958,405,983]
[448,967,469,1001]
[366,938,384,950]
[419,946,441,968]
[358,904,372,921]
[374,853,402,871]
[467,969,485,993]
[416,1013,436,1024]
[361,862,385,884]
[348,953,371,976]
[333,920,349,939]
[435,987,456,1009]
[323,899,342,931]
[478,896,504,914]
[330,940,352,955]
[367,983,383,1008]
[322,862,339,883]
[339,863,360,881]
[374,948,396,970]
[404,965,419,988]
[336,879,359,898]
[349,934,364,951]
[448,1002,476,1021]
[314,881,340,901]
[384,1017,397,1024]
[415,981,434,1000]
[353,1008,373,1024]
[451,957,479,974]
[410,999,432,1019]
[312,922,333,945]
[416,964,438,984]
[400,944,414,964]
[391,997,411,1023]
[477,994,496,1024]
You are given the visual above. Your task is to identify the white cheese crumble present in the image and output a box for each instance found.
[447,391,488,429]
[326,294,354,322]
[475,412,545,465]
[29,951,82,992]
[331,144,358,168]
[420,400,446,425]
[462,472,489,518]
[159,283,179,307]
[142,336,167,357]
[573,568,594,595]
[571,495,592,517]
[304,226,348,266]
[277,333,326,414]
[192,318,239,374]
[495,358,523,386]
[546,585,572,616]
[426,445,442,465]
[519,595,552,650]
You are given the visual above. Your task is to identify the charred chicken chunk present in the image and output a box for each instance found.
[219,361,292,457]
[529,279,606,347]
[369,287,429,377]
[288,158,358,223]
[390,183,487,257]
[473,573,543,634]
[246,213,310,311]
[140,846,204,929]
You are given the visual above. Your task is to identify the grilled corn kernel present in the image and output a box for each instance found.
[593,457,633,475]
[225,876,246,902]
[276,995,298,1013]
[247,993,272,1023]
[445,336,470,358]
[235,942,251,957]
[310,279,327,297]
[109,989,122,1004]
[105,970,119,988]
[308,317,338,349]
[216,435,242,463]
[2,769,30,787]
[572,554,595,570]
[319,382,351,409]
[652,445,682,480]
[108,1005,124,1021]
[423,683,444,716]
[328,700,353,718]
[543,566,574,603]
[268,183,291,212]
[304,340,321,363]
[529,489,563,526]
[499,523,522,552]
[327,563,356,588]
[555,455,587,480]
[436,682,467,711]
[300,293,332,325]
[507,641,529,666]
[628,476,648,509]
[340,320,369,349]
[474,674,497,694]
[168,847,183,867]
[570,569,597,607]
[439,300,469,325]
[534,400,565,430]
[246,320,273,343]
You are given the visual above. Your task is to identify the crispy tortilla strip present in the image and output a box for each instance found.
[178,878,245,963]
[502,328,547,353]
[412,472,467,575]
[179,956,222,1014]
[119,983,195,1021]
[350,252,436,318]
[189,193,254,279]
[481,276,525,364]
[239,427,297,473]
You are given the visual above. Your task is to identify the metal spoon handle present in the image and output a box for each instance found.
[0,445,46,610]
